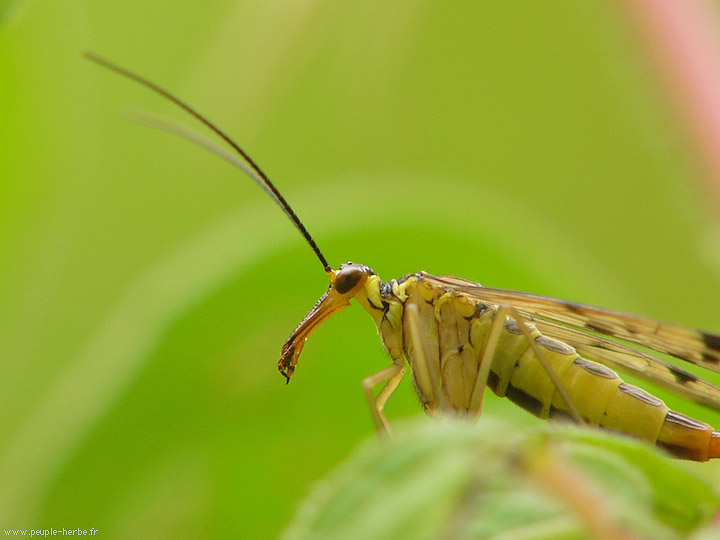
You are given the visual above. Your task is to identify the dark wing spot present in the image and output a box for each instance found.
[701,332,720,363]
[585,319,615,335]
[670,366,699,385]
[563,301,585,314]
[675,352,699,365]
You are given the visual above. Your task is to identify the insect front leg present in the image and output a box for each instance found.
[362,358,405,438]
[403,303,446,413]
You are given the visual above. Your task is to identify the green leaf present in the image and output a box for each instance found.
[280,419,720,540]
[0,0,24,24]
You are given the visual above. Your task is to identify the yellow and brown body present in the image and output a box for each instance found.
[396,274,720,461]
[283,264,720,462]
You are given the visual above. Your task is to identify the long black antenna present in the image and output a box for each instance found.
[84,51,332,274]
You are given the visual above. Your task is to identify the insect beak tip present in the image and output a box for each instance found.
[279,364,293,384]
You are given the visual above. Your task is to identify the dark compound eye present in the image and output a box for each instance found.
[334,265,365,294]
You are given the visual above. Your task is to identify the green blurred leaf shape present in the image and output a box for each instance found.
[280,419,720,540]
[0,0,24,24]
[2,171,616,524]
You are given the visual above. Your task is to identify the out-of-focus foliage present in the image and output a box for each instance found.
[280,419,720,540]
[3,2,720,538]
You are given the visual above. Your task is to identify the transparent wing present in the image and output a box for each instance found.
[425,273,720,371]
[529,315,720,410]
[422,273,720,410]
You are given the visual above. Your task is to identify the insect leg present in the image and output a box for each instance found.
[374,363,406,413]
[404,303,448,413]
[505,305,585,425]
[362,358,405,437]
[468,305,510,418]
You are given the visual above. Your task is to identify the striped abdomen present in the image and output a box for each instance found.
[400,278,720,461]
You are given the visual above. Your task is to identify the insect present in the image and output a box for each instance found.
[86,51,720,461]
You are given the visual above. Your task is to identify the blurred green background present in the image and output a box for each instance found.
[3,1,720,538]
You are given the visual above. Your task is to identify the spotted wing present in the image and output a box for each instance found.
[422,273,720,410]
[529,315,720,409]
